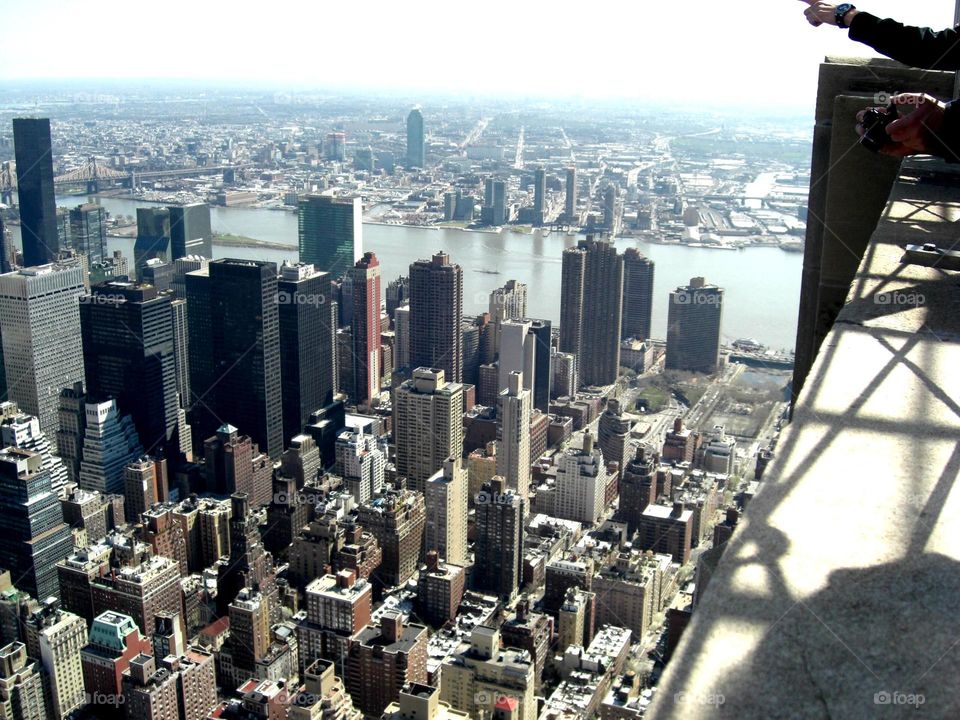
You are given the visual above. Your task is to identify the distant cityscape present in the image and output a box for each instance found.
[0,86,794,720]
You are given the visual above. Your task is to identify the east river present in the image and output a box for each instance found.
[14,195,803,351]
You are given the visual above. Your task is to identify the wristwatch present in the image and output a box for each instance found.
[836,3,856,28]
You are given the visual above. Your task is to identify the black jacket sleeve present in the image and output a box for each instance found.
[848,12,960,70]
[925,101,960,163]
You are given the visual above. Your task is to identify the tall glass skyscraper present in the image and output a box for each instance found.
[278,263,335,446]
[79,282,180,461]
[297,195,362,278]
[204,259,283,457]
[0,448,72,601]
[406,108,425,169]
[168,203,212,259]
[13,119,59,267]
[68,204,107,266]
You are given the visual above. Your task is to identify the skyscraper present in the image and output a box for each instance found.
[168,203,212,259]
[474,477,524,601]
[621,248,655,341]
[0,404,69,498]
[80,281,180,460]
[298,195,362,278]
[77,399,144,495]
[133,207,172,273]
[13,119,58,267]
[409,253,463,383]
[0,262,85,450]
[496,372,532,500]
[603,183,618,231]
[204,259,283,457]
[335,428,385,504]
[27,602,87,720]
[394,368,464,493]
[527,319,552,412]
[278,263,335,446]
[0,642,48,720]
[565,167,578,224]
[665,276,724,374]
[489,279,527,355]
[533,166,546,226]
[68,204,107,266]
[559,237,624,387]
[554,434,609,525]
[481,179,507,226]
[407,108,425,169]
[424,457,468,567]
[349,252,382,406]
[0,448,72,601]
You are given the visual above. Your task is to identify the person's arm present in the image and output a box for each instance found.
[848,13,960,71]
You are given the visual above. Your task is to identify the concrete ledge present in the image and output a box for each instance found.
[648,158,960,718]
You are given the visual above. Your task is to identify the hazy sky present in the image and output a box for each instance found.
[0,0,954,107]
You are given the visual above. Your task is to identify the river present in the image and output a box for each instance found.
[11,195,803,351]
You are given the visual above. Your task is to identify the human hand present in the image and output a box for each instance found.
[799,0,858,28]
[856,94,947,158]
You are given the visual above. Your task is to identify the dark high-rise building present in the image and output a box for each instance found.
[533,166,546,227]
[0,215,13,273]
[133,207,172,273]
[621,249,655,341]
[68,204,107,266]
[80,281,180,460]
[409,253,463,383]
[385,276,408,321]
[184,267,213,445]
[140,258,173,292]
[349,252,382,406]
[527,319,552,413]
[298,195,362,278]
[168,203,212,259]
[0,448,72,601]
[665,276,724,374]
[474,477,524,601]
[13,119,59,267]
[617,446,657,535]
[559,237,624,387]
[278,263,335,446]
[565,167,577,224]
[407,108,425,169]
[190,260,283,457]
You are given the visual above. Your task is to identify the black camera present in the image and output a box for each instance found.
[859,104,898,153]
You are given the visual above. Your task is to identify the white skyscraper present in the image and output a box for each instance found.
[335,427,386,504]
[489,280,527,355]
[0,263,85,452]
[554,433,609,525]
[498,319,536,394]
[0,402,70,497]
[393,368,464,493]
[496,371,532,500]
[424,457,468,566]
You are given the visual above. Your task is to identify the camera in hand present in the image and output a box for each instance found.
[860,104,898,153]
